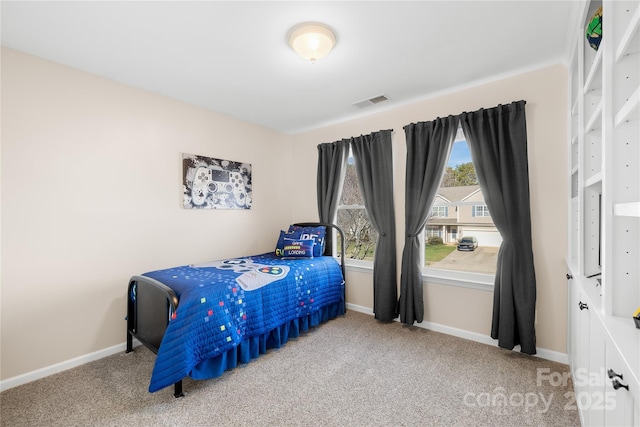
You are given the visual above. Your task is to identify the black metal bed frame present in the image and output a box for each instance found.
[126,223,345,398]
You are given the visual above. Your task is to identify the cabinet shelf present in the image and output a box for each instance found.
[615,3,640,61]
[584,45,603,94]
[585,171,602,188]
[573,273,603,316]
[585,100,603,132]
[614,202,640,217]
[572,97,579,116]
[614,86,640,127]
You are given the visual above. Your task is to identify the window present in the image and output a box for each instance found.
[425,225,442,238]
[473,205,491,217]
[336,154,377,263]
[423,130,501,280]
[430,206,448,217]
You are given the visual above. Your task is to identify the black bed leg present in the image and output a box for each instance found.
[174,381,184,398]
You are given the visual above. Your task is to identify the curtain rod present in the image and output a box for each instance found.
[405,100,527,127]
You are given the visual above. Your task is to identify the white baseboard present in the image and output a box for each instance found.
[0,340,141,392]
[346,303,568,365]
[2,306,568,392]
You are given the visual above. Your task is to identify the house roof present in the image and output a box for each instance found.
[436,185,481,203]
[0,1,580,135]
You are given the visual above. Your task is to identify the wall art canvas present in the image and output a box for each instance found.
[182,153,252,210]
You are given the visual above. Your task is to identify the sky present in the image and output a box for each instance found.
[347,137,471,168]
[448,140,471,167]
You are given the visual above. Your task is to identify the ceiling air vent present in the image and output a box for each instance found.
[353,94,389,109]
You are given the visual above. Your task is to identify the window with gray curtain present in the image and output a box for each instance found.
[349,130,398,321]
[400,101,536,355]
[398,116,458,324]
[317,140,350,224]
[318,131,398,321]
[460,100,537,355]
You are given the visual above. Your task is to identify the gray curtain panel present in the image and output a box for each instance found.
[317,140,350,223]
[398,116,458,324]
[350,130,398,321]
[460,100,537,355]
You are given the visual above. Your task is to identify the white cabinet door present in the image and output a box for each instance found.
[569,277,593,425]
[585,317,606,426]
[604,345,637,426]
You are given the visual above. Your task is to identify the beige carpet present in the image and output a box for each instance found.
[0,311,580,426]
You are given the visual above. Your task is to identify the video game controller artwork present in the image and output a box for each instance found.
[183,153,252,209]
[191,258,289,291]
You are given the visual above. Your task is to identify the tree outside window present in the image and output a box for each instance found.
[336,156,377,261]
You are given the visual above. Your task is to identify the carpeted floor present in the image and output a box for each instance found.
[0,311,580,426]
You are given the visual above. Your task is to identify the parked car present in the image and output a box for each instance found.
[457,236,478,251]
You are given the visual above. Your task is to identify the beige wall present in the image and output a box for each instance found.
[1,48,568,383]
[291,64,569,354]
[0,48,294,380]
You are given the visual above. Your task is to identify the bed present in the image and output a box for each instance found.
[126,222,346,397]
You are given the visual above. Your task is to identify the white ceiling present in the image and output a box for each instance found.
[1,1,578,134]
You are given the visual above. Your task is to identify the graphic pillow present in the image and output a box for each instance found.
[276,230,295,256]
[280,238,315,259]
[287,225,326,257]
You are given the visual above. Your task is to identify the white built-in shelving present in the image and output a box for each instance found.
[566,1,640,425]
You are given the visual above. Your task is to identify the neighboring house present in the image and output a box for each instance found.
[426,185,502,247]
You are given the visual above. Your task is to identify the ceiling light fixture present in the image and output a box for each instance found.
[288,22,336,63]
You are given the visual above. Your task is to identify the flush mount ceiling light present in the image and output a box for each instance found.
[288,22,336,63]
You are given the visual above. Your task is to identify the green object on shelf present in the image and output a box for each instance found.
[586,6,603,51]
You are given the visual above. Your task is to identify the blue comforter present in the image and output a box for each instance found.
[142,252,344,393]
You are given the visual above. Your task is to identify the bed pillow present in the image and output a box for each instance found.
[275,230,292,257]
[280,238,315,259]
[287,225,326,257]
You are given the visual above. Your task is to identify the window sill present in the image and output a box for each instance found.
[422,269,494,291]
[343,259,374,274]
[343,261,494,292]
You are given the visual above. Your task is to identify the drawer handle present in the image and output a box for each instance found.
[579,301,589,310]
[607,368,623,380]
[612,378,629,391]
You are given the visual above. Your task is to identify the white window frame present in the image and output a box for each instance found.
[335,204,376,269]
[336,150,377,270]
[473,204,491,217]
[430,206,448,217]
[420,130,495,291]
[338,130,496,289]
